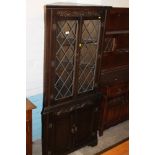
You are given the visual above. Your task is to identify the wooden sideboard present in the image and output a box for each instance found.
[26,99,36,155]
[99,82,129,136]
[99,8,129,136]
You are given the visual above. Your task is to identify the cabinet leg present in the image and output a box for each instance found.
[88,139,97,147]
[99,130,103,137]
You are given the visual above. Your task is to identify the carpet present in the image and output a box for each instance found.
[33,120,129,155]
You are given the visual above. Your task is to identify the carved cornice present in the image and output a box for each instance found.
[56,9,101,17]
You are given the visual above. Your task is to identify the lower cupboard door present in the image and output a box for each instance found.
[48,112,73,155]
[106,102,122,127]
[74,105,98,147]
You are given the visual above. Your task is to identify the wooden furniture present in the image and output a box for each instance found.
[42,3,110,155]
[99,8,129,136]
[26,99,36,155]
[99,82,129,135]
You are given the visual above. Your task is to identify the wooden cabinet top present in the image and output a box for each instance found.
[45,3,111,8]
[26,99,36,111]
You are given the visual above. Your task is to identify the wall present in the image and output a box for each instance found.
[27,0,129,140]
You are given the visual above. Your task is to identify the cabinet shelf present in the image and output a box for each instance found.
[104,48,129,53]
[106,30,129,35]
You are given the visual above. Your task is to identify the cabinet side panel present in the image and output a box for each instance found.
[43,7,52,108]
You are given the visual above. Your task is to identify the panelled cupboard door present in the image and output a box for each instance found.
[46,102,99,154]
[103,94,129,129]
[74,104,98,147]
[120,93,129,120]
[48,112,74,155]
[104,98,122,127]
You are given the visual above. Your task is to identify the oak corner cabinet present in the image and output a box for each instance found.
[42,4,109,155]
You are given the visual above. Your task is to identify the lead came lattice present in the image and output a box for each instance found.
[78,20,101,93]
[54,20,78,100]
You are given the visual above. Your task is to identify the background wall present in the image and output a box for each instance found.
[27,0,129,140]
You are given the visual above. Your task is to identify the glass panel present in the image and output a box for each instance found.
[104,37,116,52]
[54,20,78,100]
[78,20,101,93]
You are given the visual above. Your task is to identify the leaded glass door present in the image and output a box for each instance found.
[54,20,78,100]
[78,20,101,94]
[54,18,102,100]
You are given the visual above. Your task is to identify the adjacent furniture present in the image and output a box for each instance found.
[99,82,129,135]
[26,99,36,155]
[99,8,129,136]
[42,4,109,155]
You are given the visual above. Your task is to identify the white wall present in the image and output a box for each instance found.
[26,0,129,97]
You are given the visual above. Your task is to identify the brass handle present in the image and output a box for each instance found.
[79,43,82,47]
[98,16,101,19]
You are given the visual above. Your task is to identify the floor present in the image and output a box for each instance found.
[100,140,129,155]
[33,120,129,155]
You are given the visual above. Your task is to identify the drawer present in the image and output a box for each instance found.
[101,83,128,97]
[106,8,129,31]
[101,52,129,68]
[100,66,129,86]
[107,84,128,97]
